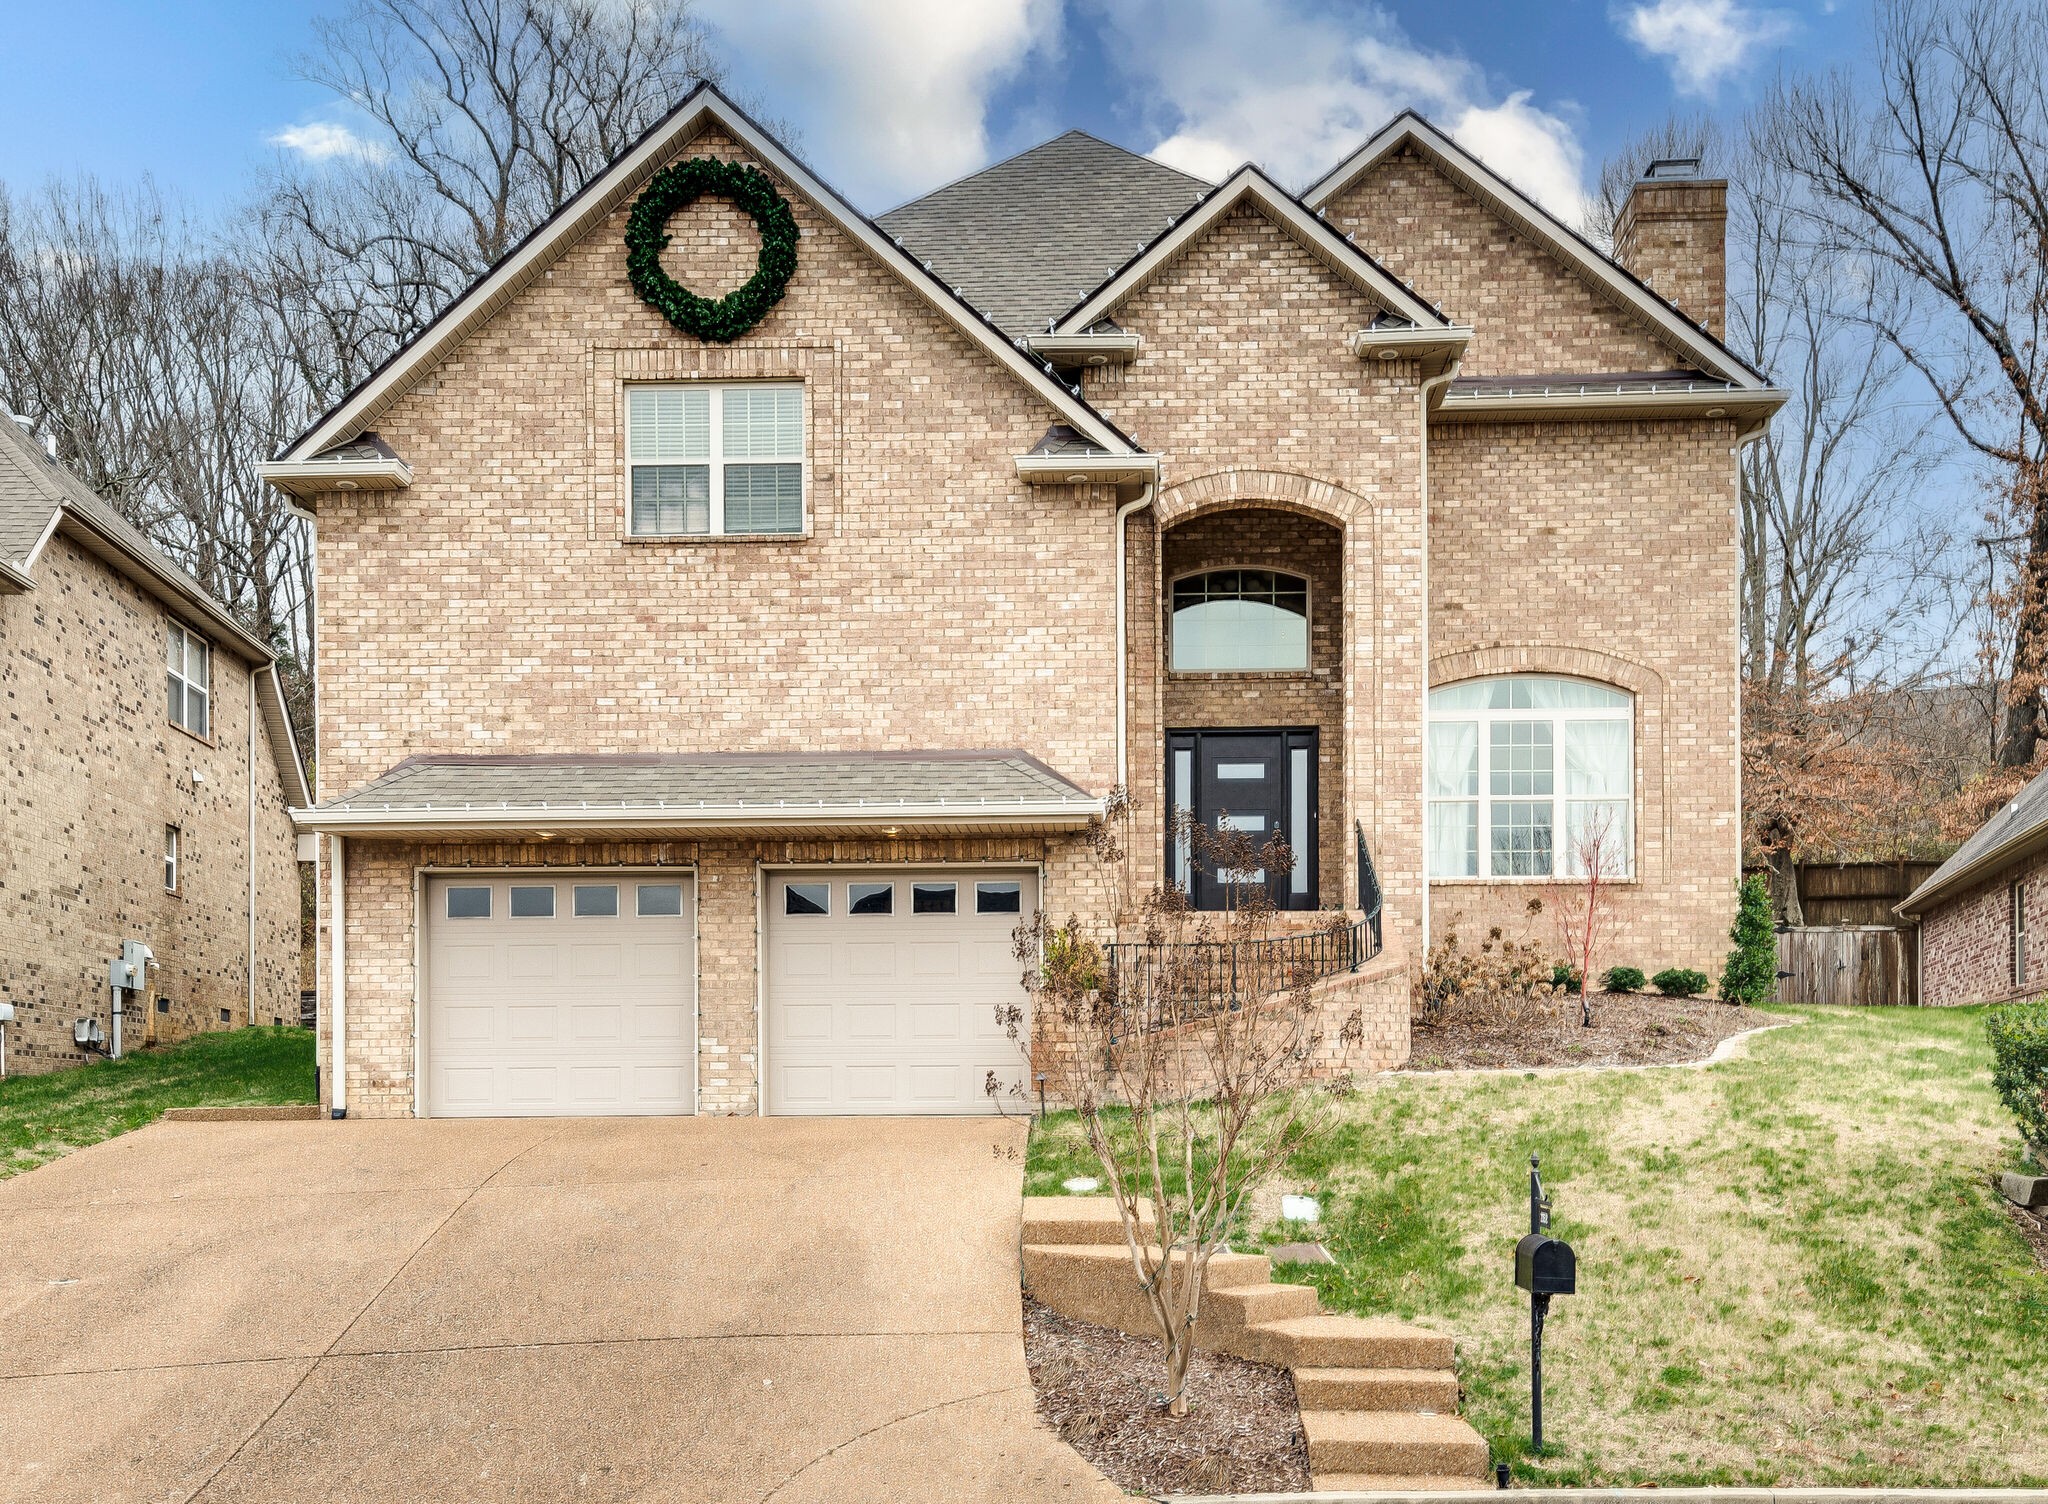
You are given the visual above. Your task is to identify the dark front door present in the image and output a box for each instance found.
[1167,728,1318,911]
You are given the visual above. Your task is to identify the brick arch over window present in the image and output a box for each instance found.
[1155,468,1370,530]
[1428,644,1669,884]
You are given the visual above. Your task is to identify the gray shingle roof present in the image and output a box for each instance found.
[323,751,1095,816]
[1901,766,2048,914]
[878,130,1210,337]
[0,405,202,593]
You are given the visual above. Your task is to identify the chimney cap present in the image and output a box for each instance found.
[1641,156,1704,181]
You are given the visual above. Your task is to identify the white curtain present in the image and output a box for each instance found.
[1564,720,1631,875]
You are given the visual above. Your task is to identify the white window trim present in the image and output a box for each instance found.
[1166,564,1314,675]
[167,621,211,739]
[2014,879,2028,987]
[1427,677,1635,882]
[624,381,807,540]
[164,825,181,893]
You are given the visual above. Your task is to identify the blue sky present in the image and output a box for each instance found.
[0,0,1867,219]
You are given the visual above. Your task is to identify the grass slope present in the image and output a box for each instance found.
[1026,1006,2048,1487]
[0,1027,317,1180]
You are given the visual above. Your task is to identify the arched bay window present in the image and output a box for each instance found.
[1427,676,1633,879]
[1169,568,1310,672]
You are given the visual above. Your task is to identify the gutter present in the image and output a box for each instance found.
[1114,482,1157,790]
[1896,820,2048,920]
[292,798,1106,838]
[1417,356,1463,950]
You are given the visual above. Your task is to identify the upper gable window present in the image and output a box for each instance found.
[167,622,211,738]
[626,382,804,538]
[1170,569,1310,672]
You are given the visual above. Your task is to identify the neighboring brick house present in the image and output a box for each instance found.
[0,403,309,1075]
[262,88,1781,1119]
[1898,771,2048,1005]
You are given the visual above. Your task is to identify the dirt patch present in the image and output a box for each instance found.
[1022,1294,1310,1496]
[2004,1192,2048,1270]
[1404,991,1777,1071]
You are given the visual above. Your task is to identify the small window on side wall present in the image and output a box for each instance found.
[167,622,211,737]
[164,826,180,892]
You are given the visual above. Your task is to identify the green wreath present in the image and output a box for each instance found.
[624,159,798,342]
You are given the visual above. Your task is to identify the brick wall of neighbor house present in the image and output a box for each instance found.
[1425,417,1742,978]
[1083,202,1430,952]
[0,535,300,1074]
[1323,148,1686,378]
[318,832,1111,1116]
[1918,851,2048,1006]
[1160,510,1346,905]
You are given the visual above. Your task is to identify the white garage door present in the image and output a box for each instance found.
[764,867,1035,1115]
[424,873,696,1117]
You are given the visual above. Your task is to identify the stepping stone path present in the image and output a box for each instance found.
[1021,1196,1490,1492]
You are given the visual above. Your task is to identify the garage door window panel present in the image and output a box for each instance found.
[637,882,684,917]
[784,882,830,916]
[913,882,957,914]
[574,884,620,917]
[850,882,894,915]
[976,882,1022,914]
[446,886,491,919]
[510,885,555,918]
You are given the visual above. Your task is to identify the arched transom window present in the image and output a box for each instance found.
[1427,676,1633,879]
[1170,568,1310,672]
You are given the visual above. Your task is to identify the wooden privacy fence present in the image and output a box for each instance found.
[1775,925,1911,1007]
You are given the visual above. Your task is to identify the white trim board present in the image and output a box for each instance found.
[1302,111,1771,392]
[272,84,1142,476]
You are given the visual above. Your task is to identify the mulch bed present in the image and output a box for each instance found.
[1022,1294,1310,1496]
[2003,1193,2048,1271]
[1403,991,1777,1071]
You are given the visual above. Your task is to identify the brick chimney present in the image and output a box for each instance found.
[1612,158,1727,339]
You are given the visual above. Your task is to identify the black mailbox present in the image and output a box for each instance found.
[1515,1233,1576,1296]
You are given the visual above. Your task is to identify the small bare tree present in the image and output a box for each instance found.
[1006,792,1362,1417]
[1549,808,1621,1027]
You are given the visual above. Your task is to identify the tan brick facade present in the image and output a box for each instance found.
[306,108,1746,1115]
[1,535,301,1073]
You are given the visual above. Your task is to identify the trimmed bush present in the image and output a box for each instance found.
[1719,874,1779,1006]
[1552,962,1583,995]
[1988,1001,2048,1161]
[1652,968,1710,998]
[1603,965,1646,993]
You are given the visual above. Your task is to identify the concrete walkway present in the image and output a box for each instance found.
[0,1116,1117,1504]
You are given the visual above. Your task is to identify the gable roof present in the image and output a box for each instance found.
[1050,164,1454,337]
[0,403,311,809]
[1302,112,1770,391]
[1898,768,2048,919]
[270,86,1142,473]
[876,130,1211,337]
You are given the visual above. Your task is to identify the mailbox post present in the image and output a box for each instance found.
[1514,1153,1575,1453]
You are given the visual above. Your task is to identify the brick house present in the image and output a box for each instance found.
[1898,770,2048,1005]
[262,87,1781,1119]
[0,404,308,1074]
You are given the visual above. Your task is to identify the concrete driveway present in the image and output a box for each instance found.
[0,1116,1117,1504]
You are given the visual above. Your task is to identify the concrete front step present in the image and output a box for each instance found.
[1242,1314,1455,1371]
[1309,1473,1487,1493]
[1022,1240,1273,1290]
[1293,1366,1461,1413]
[1204,1280,1322,1331]
[1301,1410,1490,1479]
[1021,1195,1154,1245]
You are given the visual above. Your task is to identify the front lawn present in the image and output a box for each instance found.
[1026,1006,2048,1487]
[0,1026,317,1180]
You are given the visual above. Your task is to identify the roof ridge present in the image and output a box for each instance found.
[878,126,1209,221]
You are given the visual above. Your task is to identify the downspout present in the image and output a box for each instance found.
[1736,420,1768,931]
[329,833,347,1119]
[1114,481,1157,790]
[1417,358,1462,953]
[247,671,257,1025]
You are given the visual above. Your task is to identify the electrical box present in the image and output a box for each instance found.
[109,940,154,992]
[74,1018,104,1048]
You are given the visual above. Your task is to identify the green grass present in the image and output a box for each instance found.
[0,1026,317,1179]
[1027,1006,2048,1487]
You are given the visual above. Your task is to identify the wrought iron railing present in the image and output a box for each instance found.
[1101,917,1379,1037]
[1357,821,1384,953]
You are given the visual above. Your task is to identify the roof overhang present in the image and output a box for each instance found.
[269,84,1142,489]
[1897,825,2048,920]
[1347,324,1472,380]
[55,506,276,666]
[1304,113,1771,393]
[1015,452,1161,486]
[1023,331,1143,367]
[0,555,31,593]
[1052,164,1450,335]
[293,798,1104,840]
[1434,380,1787,429]
[257,455,413,502]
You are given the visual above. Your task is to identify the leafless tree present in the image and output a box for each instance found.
[1005,793,1362,1417]
[258,0,728,385]
[1761,0,2048,767]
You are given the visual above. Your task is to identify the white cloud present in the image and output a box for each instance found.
[1617,0,1796,96]
[696,0,1062,205]
[266,121,389,163]
[1088,0,1590,222]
